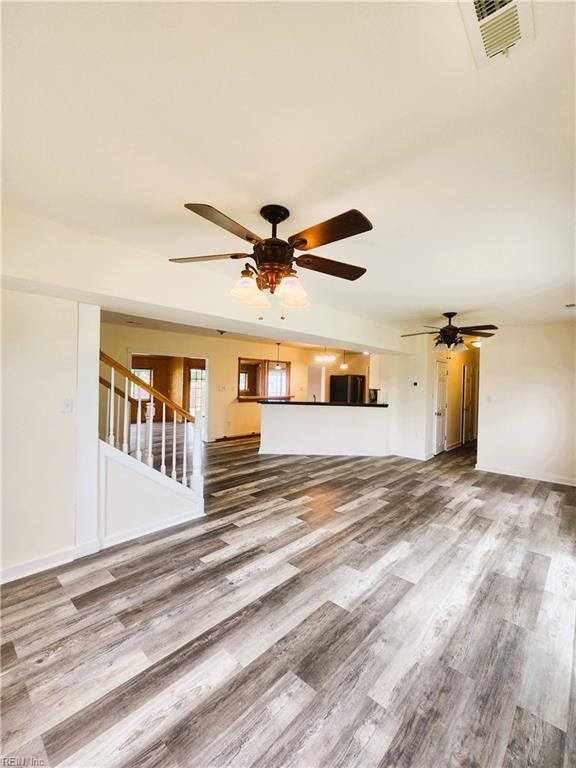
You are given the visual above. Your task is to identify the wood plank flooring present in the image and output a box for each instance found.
[2,438,575,767]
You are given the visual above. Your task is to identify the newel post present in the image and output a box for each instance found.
[191,408,204,497]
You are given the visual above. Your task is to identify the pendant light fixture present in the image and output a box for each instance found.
[274,342,282,370]
[315,347,336,364]
[339,350,349,370]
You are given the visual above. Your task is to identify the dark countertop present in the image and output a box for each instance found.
[258,400,389,408]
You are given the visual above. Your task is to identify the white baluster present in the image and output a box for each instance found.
[146,397,154,468]
[108,367,115,446]
[181,419,188,487]
[115,394,121,448]
[171,410,177,481]
[105,388,110,442]
[160,402,167,475]
[136,391,142,462]
[122,375,129,453]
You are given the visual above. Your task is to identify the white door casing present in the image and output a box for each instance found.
[433,361,448,455]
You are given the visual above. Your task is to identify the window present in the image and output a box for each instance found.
[267,362,288,398]
[131,368,152,400]
[189,367,207,416]
[238,358,290,400]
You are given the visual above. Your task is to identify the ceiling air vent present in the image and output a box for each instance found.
[459,0,534,67]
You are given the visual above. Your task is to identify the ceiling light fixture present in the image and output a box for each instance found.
[171,203,372,312]
[315,347,336,364]
[339,351,349,370]
[231,269,260,300]
[244,290,271,309]
[435,340,448,352]
[472,341,482,348]
[453,338,468,353]
[274,342,282,370]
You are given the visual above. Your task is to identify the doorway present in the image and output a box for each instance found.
[130,352,209,441]
[461,363,479,444]
[307,364,326,402]
[433,361,448,455]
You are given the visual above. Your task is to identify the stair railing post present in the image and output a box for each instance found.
[136,390,142,462]
[122,375,130,453]
[181,419,188,487]
[171,410,177,481]
[191,408,204,498]
[146,397,155,468]
[160,402,166,475]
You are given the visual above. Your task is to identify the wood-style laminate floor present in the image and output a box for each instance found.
[2,438,575,767]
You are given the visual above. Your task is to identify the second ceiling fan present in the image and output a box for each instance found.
[170,203,372,309]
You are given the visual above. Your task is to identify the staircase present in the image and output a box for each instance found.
[98,351,204,547]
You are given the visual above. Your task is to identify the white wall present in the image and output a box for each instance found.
[371,339,432,460]
[2,290,82,578]
[477,322,576,485]
[99,442,203,547]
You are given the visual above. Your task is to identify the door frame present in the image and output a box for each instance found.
[433,360,448,455]
[128,349,209,441]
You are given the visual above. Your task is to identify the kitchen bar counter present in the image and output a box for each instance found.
[259,401,390,457]
[258,400,388,408]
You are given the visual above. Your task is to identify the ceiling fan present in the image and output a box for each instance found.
[169,203,372,310]
[401,312,498,351]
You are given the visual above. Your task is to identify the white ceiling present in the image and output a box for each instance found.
[3,1,575,328]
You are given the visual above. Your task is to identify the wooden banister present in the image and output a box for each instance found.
[100,350,195,423]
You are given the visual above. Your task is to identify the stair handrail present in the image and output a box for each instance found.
[100,350,195,423]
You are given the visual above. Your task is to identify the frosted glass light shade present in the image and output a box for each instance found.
[231,274,259,299]
[453,339,468,352]
[276,274,307,299]
[281,295,310,309]
[435,341,448,352]
[244,291,271,309]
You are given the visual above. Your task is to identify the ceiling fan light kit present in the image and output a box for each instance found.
[171,203,371,312]
[402,311,499,351]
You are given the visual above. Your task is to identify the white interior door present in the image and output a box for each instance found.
[433,361,448,455]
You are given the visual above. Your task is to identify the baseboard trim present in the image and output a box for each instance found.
[1,546,75,584]
[74,539,100,558]
[475,463,576,487]
[258,447,391,457]
[100,508,205,549]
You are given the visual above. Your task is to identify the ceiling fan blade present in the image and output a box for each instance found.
[288,209,372,251]
[458,324,498,332]
[169,253,250,264]
[295,254,366,281]
[462,331,494,338]
[423,325,442,329]
[400,331,438,337]
[184,204,264,245]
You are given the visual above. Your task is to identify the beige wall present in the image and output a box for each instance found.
[2,290,79,575]
[477,322,575,485]
[100,322,313,440]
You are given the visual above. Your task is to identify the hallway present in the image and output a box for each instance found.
[1,443,574,767]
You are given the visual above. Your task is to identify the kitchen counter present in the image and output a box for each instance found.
[258,401,390,457]
[257,400,388,408]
